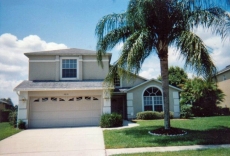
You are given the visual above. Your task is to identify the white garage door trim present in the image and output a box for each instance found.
[29,96,101,128]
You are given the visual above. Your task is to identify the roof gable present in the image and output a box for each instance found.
[126,78,182,92]
[217,65,230,75]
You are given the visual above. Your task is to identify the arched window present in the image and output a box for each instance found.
[143,87,163,112]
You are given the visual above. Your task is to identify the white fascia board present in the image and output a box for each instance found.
[14,87,114,92]
[29,60,59,62]
[29,59,109,63]
[217,68,230,75]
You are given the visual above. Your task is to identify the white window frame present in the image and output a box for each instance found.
[142,85,164,112]
[114,75,122,88]
[60,57,79,80]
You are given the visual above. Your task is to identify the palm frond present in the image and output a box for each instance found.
[174,31,217,80]
[188,6,228,39]
[96,26,132,67]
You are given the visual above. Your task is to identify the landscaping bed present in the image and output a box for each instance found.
[103,116,230,148]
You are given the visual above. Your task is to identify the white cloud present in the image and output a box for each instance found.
[0,33,68,105]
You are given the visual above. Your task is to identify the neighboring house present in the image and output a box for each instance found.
[216,65,230,108]
[0,99,13,122]
[0,99,12,110]
[14,48,181,128]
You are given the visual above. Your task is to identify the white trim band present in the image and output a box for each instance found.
[29,59,109,62]
[29,60,59,62]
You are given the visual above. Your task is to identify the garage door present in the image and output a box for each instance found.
[29,96,101,128]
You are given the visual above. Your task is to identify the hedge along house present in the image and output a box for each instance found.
[14,48,181,128]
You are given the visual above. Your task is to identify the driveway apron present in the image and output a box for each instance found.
[0,127,105,156]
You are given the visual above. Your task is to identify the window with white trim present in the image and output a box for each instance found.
[114,74,121,87]
[143,87,163,112]
[60,57,78,80]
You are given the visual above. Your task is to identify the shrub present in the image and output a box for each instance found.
[18,120,26,129]
[136,111,173,120]
[8,111,17,127]
[100,113,123,128]
[180,105,193,118]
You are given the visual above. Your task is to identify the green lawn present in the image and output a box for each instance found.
[104,116,230,149]
[0,122,22,141]
[113,148,230,156]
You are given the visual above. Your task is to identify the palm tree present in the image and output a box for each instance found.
[95,0,229,130]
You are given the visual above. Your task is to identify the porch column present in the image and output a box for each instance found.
[103,90,111,114]
[173,91,180,118]
[17,91,29,127]
[127,93,134,119]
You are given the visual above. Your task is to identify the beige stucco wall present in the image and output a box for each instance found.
[29,62,57,80]
[218,79,230,108]
[28,54,110,81]
[127,81,180,118]
[82,61,109,80]
[121,76,146,88]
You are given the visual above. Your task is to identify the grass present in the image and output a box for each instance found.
[104,116,230,149]
[0,122,22,141]
[113,148,230,156]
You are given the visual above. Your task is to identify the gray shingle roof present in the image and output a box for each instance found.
[0,99,8,104]
[14,80,105,91]
[24,48,112,56]
[217,65,230,75]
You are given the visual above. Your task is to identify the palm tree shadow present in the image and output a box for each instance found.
[122,126,230,146]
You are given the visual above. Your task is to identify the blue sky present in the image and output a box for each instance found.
[0,0,230,105]
[0,0,128,49]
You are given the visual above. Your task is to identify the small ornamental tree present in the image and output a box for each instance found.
[157,66,188,88]
[180,78,225,116]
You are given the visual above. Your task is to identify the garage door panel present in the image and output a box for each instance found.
[31,111,58,120]
[90,110,101,117]
[29,96,101,128]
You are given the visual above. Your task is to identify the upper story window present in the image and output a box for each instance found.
[114,74,121,87]
[60,57,78,80]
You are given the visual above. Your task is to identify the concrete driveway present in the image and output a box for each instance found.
[0,127,105,156]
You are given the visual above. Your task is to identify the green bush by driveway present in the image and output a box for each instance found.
[104,116,230,149]
[0,122,22,141]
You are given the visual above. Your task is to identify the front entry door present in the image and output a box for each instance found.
[111,95,127,119]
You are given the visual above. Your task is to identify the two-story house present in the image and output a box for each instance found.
[216,65,230,108]
[14,48,181,128]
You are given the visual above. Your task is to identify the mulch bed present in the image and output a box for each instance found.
[149,127,187,136]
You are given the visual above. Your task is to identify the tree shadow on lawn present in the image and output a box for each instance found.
[122,126,230,146]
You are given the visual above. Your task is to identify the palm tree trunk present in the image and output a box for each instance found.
[159,47,170,130]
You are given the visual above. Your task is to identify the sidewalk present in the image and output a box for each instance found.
[106,144,230,155]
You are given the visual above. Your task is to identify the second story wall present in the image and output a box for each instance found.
[82,55,109,80]
[26,49,111,81]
